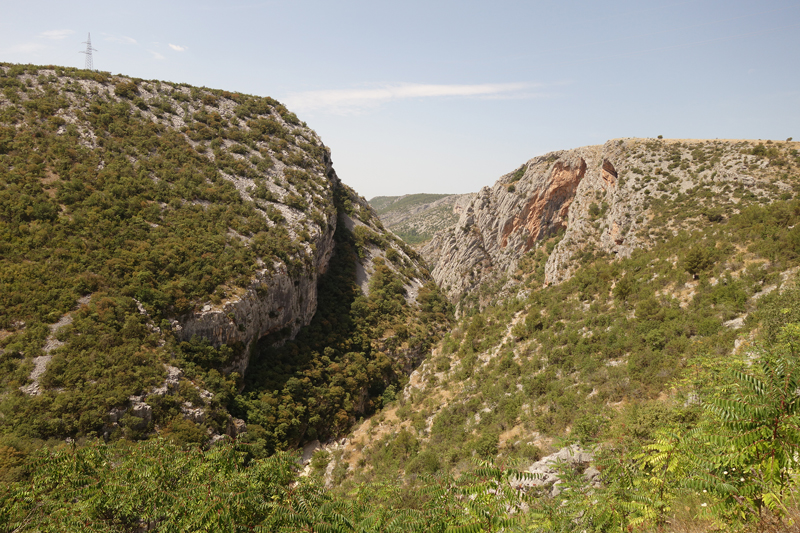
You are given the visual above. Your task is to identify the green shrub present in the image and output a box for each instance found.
[113,80,138,98]
[474,431,499,459]
[683,245,715,277]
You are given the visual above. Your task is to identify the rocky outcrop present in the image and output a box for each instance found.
[423,148,602,302]
[500,158,586,249]
[103,364,248,440]
[174,205,338,376]
[513,444,599,497]
[175,181,434,377]
[422,138,786,304]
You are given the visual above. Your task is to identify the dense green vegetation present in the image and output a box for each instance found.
[4,63,800,532]
[0,64,445,460]
[234,191,450,454]
[4,324,800,532]
[0,436,539,532]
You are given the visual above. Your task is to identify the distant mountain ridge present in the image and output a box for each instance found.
[368,193,474,245]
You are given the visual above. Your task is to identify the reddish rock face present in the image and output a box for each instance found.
[421,142,635,305]
[421,138,785,306]
[501,159,587,250]
[601,159,617,188]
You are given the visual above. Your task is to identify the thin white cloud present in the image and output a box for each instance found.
[2,30,74,55]
[5,42,48,54]
[41,29,74,40]
[284,82,539,114]
[102,33,137,45]
[168,43,187,52]
[148,50,166,60]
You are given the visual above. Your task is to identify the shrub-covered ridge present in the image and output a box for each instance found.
[0,63,447,448]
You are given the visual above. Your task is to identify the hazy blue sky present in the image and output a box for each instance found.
[2,1,798,198]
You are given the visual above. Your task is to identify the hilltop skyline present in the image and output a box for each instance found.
[2,0,798,198]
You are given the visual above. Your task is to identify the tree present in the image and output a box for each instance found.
[683,245,714,278]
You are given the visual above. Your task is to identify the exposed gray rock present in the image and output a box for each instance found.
[209,434,228,446]
[228,418,247,437]
[128,396,153,428]
[512,444,597,498]
[21,296,90,396]
[103,364,210,436]
[423,148,598,304]
[175,181,338,377]
[104,396,151,433]
[422,138,782,306]
[20,356,53,396]
[151,365,183,396]
[724,316,747,329]
[301,439,322,464]
[181,402,206,424]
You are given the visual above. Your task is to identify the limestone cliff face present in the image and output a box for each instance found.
[422,148,599,302]
[174,177,436,377]
[168,125,345,377]
[174,204,338,375]
[423,138,789,305]
[500,158,586,249]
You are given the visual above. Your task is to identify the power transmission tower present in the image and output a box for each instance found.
[80,33,97,71]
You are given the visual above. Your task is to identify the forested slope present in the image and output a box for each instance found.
[0,63,447,452]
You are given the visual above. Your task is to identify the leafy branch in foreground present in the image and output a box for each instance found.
[687,323,800,523]
[449,458,537,533]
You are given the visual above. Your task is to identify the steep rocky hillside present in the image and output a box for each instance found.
[329,157,800,504]
[422,138,800,307]
[325,137,800,497]
[0,63,446,445]
[369,193,474,245]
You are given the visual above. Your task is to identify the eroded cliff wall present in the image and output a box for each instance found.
[423,138,793,306]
